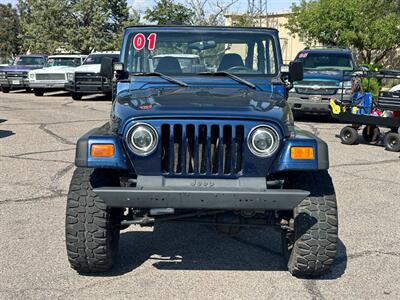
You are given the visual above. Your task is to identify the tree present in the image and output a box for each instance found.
[68,0,137,54]
[0,3,21,60]
[186,0,238,25]
[18,0,75,54]
[286,0,400,64]
[144,0,194,25]
[18,0,139,54]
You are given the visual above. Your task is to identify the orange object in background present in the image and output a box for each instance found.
[91,144,115,157]
[290,147,315,160]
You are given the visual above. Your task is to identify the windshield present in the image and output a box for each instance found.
[13,56,45,66]
[47,57,82,67]
[297,52,354,71]
[83,54,119,65]
[125,31,278,76]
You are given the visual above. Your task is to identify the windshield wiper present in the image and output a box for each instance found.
[133,72,188,87]
[199,71,257,89]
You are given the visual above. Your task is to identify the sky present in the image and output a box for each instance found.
[0,0,301,14]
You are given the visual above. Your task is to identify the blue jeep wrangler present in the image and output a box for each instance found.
[65,26,338,277]
[288,47,356,114]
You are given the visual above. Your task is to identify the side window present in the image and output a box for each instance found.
[266,40,276,74]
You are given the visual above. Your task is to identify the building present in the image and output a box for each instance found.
[225,12,400,69]
[225,12,309,64]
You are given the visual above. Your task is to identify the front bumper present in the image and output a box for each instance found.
[288,93,351,113]
[65,81,112,94]
[94,187,309,210]
[94,176,310,210]
[0,78,30,89]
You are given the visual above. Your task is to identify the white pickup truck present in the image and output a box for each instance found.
[28,55,86,96]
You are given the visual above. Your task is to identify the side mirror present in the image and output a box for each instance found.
[288,60,304,82]
[100,57,114,79]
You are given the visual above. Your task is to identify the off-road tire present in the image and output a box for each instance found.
[340,126,358,145]
[283,171,338,277]
[362,126,380,144]
[384,132,400,152]
[2,87,10,93]
[65,168,122,273]
[71,92,82,101]
[34,89,44,96]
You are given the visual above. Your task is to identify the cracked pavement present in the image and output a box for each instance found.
[0,91,399,299]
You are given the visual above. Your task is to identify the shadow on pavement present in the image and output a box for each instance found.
[0,129,15,139]
[79,94,112,101]
[97,222,347,279]
[294,113,339,124]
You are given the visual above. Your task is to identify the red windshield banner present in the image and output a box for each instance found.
[133,33,157,51]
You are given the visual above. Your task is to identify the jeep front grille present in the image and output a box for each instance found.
[36,73,65,81]
[161,124,245,176]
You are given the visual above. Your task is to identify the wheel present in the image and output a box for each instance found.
[71,92,82,100]
[384,132,400,152]
[362,126,380,144]
[340,126,358,145]
[2,87,10,93]
[25,87,32,93]
[65,168,123,273]
[282,171,338,277]
[33,89,44,96]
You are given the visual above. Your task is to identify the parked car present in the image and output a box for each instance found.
[390,84,400,92]
[288,47,357,114]
[65,51,119,100]
[65,26,338,277]
[28,55,86,96]
[0,55,47,93]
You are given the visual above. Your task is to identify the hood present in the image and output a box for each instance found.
[302,70,351,82]
[113,86,291,136]
[73,64,100,73]
[30,65,77,74]
[2,65,43,72]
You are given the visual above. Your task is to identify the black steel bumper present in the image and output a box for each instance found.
[93,187,309,210]
[65,82,112,94]
[0,78,30,89]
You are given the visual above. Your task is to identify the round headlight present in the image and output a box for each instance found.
[248,125,279,157]
[127,123,158,156]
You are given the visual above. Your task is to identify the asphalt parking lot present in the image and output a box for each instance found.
[0,91,399,300]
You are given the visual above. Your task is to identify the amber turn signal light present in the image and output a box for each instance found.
[91,144,115,157]
[290,147,315,160]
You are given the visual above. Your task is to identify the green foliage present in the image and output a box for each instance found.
[144,0,194,25]
[0,4,20,60]
[18,0,74,54]
[360,64,382,96]
[17,0,140,54]
[286,0,400,64]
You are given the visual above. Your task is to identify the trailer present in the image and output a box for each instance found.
[330,70,400,152]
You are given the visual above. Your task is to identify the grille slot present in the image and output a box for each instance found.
[36,73,65,80]
[161,123,244,176]
[75,73,105,85]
